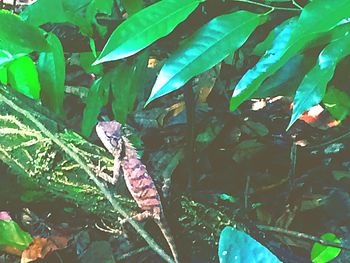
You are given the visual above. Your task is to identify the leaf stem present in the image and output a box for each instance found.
[233,0,301,12]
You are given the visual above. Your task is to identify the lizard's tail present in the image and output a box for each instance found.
[155,218,180,263]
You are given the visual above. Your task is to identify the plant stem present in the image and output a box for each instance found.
[258,225,350,251]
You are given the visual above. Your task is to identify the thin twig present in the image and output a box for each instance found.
[0,90,175,263]
[288,136,297,191]
[258,225,350,251]
[244,175,250,209]
[115,246,151,261]
[233,0,301,11]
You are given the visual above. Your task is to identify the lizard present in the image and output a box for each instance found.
[95,121,180,263]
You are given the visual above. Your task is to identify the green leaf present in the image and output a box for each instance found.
[81,78,109,137]
[121,0,144,15]
[288,29,350,129]
[311,233,341,263]
[21,0,93,36]
[230,0,350,112]
[0,50,27,68]
[111,52,148,123]
[37,33,65,115]
[218,226,281,263]
[7,56,41,99]
[0,66,7,85]
[323,87,350,121]
[0,10,48,54]
[20,0,67,27]
[94,0,204,64]
[86,0,114,37]
[146,11,262,105]
[253,17,297,56]
[80,52,103,74]
[0,219,33,250]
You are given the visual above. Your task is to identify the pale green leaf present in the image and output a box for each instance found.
[311,233,341,263]
[7,56,41,99]
[0,219,33,251]
[94,0,204,64]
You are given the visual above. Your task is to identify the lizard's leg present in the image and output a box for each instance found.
[91,155,121,185]
[119,210,152,225]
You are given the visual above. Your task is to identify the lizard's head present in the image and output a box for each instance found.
[96,121,123,154]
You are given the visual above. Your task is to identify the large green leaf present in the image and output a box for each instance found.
[94,0,204,64]
[7,56,41,99]
[37,33,65,115]
[0,219,33,251]
[218,226,281,263]
[0,10,48,54]
[287,28,350,129]
[311,233,341,263]
[230,0,350,112]
[146,11,262,105]
[111,52,148,123]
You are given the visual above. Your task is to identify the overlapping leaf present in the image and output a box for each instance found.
[230,0,350,112]
[7,56,41,99]
[0,10,48,54]
[146,11,263,105]
[37,33,65,115]
[288,27,350,129]
[94,0,204,64]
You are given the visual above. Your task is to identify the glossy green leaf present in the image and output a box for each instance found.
[81,78,109,137]
[7,56,41,99]
[311,233,341,263]
[253,17,297,56]
[288,29,350,129]
[0,10,48,54]
[111,52,148,123]
[230,0,350,112]
[37,33,65,115]
[323,87,350,121]
[0,219,33,250]
[218,226,281,263]
[146,11,262,105]
[94,0,204,64]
